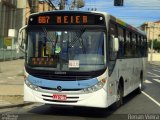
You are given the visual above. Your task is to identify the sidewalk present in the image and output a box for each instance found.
[0,59,32,108]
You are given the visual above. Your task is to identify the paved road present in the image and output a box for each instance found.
[0,63,160,120]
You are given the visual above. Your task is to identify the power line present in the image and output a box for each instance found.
[85,5,160,10]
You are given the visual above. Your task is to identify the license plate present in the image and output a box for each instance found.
[53,94,67,101]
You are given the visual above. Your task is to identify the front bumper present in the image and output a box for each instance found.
[24,83,108,108]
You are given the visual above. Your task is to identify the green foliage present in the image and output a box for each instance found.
[76,0,85,8]
[148,39,160,52]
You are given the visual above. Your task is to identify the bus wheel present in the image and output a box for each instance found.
[111,84,123,109]
[137,79,143,94]
[136,73,143,94]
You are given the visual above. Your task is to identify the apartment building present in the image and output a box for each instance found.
[140,20,160,41]
[25,0,55,24]
[0,0,26,60]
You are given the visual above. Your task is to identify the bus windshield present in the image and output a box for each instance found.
[27,28,106,72]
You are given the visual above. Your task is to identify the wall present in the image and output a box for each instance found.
[148,53,160,62]
[0,0,25,60]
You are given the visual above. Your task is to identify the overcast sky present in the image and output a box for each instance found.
[64,0,160,27]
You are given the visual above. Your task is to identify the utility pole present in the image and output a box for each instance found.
[59,0,65,10]
[150,24,155,63]
[28,0,38,13]
[48,0,57,10]
[0,61,1,73]
[70,0,85,10]
[70,0,76,10]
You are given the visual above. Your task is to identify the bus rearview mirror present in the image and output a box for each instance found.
[113,37,119,52]
[18,26,27,53]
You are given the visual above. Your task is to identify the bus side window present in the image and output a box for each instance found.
[118,26,125,58]
[138,35,142,57]
[108,21,118,76]
[109,22,118,61]
[135,34,138,57]
[125,31,132,57]
[132,33,136,57]
[144,37,148,57]
[142,36,147,57]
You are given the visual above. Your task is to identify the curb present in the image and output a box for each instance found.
[148,62,160,66]
[149,63,160,66]
[0,102,34,109]
[0,95,34,109]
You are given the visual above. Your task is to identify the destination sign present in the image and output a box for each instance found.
[28,12,105,25]
[30,57,57,67]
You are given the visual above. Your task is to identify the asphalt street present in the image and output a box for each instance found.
[0,63,160,120]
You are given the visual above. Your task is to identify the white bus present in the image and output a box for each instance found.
[19,11,147,108]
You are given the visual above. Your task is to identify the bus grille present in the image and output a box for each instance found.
[25,66,105,81]
[31,73,91,80]
[42,95,79,103]
[39,86,82,91]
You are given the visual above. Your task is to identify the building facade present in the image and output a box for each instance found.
[0,0,17,41]
[140,21,160,41]
[0,0,26,60]
[25,0,55,24]
[0,0,55,60]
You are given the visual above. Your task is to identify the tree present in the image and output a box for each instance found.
[70,0,85,10]
[76,0,85,8]
[28,0,39,13]
[149,39,160,52]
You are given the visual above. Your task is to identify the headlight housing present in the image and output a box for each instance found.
[83,79,106,93]
[25,76,39,91]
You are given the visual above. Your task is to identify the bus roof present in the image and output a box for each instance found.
[110,15,146,36]
[29,10,108,16]
[29,10,146,36]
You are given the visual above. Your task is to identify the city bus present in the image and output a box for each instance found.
[19,11,147,108]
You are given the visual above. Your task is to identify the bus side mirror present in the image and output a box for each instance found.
[18,26,27,53]
[113,37,119,52]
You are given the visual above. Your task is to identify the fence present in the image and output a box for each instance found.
[148,53,160,62]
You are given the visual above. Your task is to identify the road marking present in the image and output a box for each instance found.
[147,72,159,76]
[7,77,14,79]
[7,76,17,79]
[147,72,160,77]
[152,69,160,73]
[144,80,152,84]
[152,69,160,72]
[142,91,160,107]
[153,79,160,83]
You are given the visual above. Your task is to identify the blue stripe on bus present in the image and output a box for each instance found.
[28,75,98,89]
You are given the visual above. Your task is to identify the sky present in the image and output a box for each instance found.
[63,0,160,27]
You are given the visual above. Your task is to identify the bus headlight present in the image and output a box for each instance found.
[83,79,106,93]
[25,77,39,91]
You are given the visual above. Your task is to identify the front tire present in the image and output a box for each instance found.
[111,84,123,109]
[136,73,143,94]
